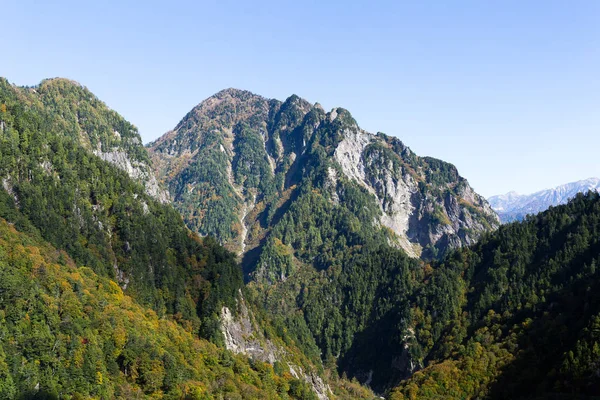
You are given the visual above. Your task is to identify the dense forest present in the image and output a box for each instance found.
[391,191,600,399]
[0,77,246,340]
[0,216,376,399]
[252,184,600,397]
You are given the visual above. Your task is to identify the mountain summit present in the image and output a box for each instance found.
[149,89,499,263]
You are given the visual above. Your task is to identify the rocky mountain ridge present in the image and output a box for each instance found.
[149,88,499,262]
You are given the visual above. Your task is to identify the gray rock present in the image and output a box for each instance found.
[220,291,332,399]
[94,148,169,203]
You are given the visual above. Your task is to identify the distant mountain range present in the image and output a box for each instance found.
[488,177,600,222]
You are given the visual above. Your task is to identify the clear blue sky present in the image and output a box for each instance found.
[3,0,599,197]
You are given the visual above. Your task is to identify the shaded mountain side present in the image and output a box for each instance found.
[390,191,600,399]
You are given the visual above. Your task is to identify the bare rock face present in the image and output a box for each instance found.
[220,292,332,400]
[334,129,419,256]
[288,365,331,400]
[93,148,169,203]
[220,296,279,364]
[2,177,18,206]
[330,119,499,259]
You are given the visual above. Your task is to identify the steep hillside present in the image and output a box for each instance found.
[8,78,168,201]
[3,78,599,399]
[391,191,600,399]
[489,177,600,222]
[0,77,242,340]
[0,78,377,399]
[0,217,370,399]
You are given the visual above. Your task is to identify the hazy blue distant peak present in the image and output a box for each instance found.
[487,191,522,211]
[489,177,600,222]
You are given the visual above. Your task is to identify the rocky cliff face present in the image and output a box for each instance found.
[220,292,280,364]
[93,147,169,203]
[333,128,497,258]
[149,88,499,261]
[220,291,332,400]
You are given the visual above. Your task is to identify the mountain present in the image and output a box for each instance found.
[391,191,600,399]
[148,88,499,261]
[5,77,600,399]
[0,77,243,335]
[489,177,600,222]
[148,88,499,391]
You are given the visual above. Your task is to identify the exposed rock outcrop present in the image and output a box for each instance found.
[94,148,169,203]
[220,292,332,399]
[220,296,279,364]
[332,125,499,259]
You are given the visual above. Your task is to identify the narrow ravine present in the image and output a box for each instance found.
[239,193,256,255]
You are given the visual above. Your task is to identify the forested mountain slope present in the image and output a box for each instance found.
[391,191,600,399]
[147,88,499,391]
[0,77,242,339]
[5,77,599,399]
[0,217,371,399]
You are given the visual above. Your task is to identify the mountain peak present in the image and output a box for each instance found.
[582,177,600,184]
[37,77,87,92]
[149,88,498,261]
[279,94,313,117]
[327,107,356,125]
[211,87,263,100]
